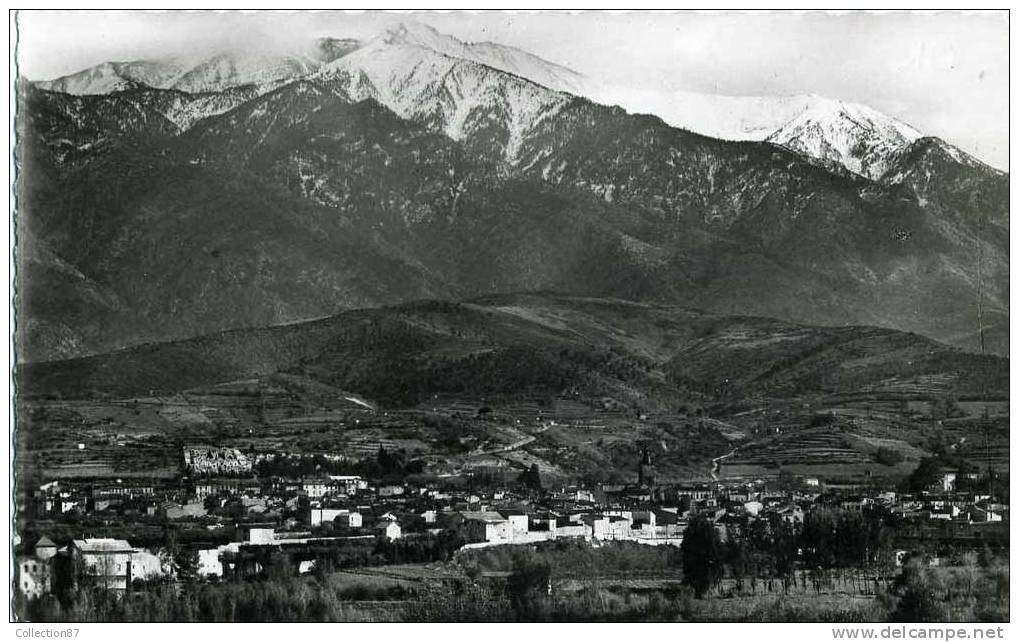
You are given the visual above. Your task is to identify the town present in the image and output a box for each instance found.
[15,439,1009,609]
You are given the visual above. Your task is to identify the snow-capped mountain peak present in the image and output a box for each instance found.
[35,61,151,95]
[374,21,587,94]
[765,99,922,179]
[316,32,571,163]
[380,21,464,52]
[31,21,989,180]
[34,38,361,96]
[576,81,927,180]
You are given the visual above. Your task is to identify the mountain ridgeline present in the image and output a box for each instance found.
[19,294,1008,407]
[16,23,1009,363]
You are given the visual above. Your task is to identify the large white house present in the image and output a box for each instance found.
[308,507,363,528]
[71,538,136,590]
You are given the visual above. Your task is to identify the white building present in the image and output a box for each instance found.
[71,538,136,590]
[302,478,330,498]
[505,513,529,537]
[16,538,55,600]
[16,556,50,599]
[130,548,167,582]
[309,508,362,528]
[583,514,632,541]
[743,501,764,516]
[239,526,277,544]
[971,506,1003,522]
[198,542,241,578]
[555,524,590,540]
[942,472,957,493]
[328,475,368,494]
[459,511,514,544]
[375,521,402,540]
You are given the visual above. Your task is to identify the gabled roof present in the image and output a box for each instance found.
[460,511,506,523]
[72,538,134,553]
[36,536,57,548]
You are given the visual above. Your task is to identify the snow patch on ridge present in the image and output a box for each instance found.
[317,36,570,164]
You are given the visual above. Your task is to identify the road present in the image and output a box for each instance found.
[710,447,739,480]
[473,423,553,457]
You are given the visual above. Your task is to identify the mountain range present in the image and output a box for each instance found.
[16,21,1008,364]
[34,22,970,181]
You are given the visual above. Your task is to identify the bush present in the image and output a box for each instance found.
[808,412,837,428]
[874,447,904,466]
[889,562,947,622]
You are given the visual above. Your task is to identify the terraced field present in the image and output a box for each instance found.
[16,294,1008,485]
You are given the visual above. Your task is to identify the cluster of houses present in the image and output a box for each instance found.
[453,508,683,548]
[183,447,252,476]
[16,449,1009,601]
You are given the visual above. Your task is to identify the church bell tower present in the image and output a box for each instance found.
[638,446,657,488]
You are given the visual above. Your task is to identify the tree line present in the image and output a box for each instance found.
[681,507,898,598]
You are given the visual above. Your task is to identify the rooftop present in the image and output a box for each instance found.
[460,511,507,523]
[72,538,134,553]
[36,535,57,548]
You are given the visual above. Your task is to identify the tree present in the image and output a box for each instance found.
[930,394,961,420]
[506,556,551,613]
[890,561,946,622]
[518,464,543,493]
[907,457,943,492]
[174,548,201,584]
[164,528,199,583]
[681,514,723,598]
[874,447,905,466]
[203,494,224,512]
[776,469,802,491]
[724,538,751,593]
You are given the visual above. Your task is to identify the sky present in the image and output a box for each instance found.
[15,10,1010,170]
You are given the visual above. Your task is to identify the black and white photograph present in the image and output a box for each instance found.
[8,7,1011,626]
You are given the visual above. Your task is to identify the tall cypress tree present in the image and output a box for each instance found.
[681,514,723,598]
